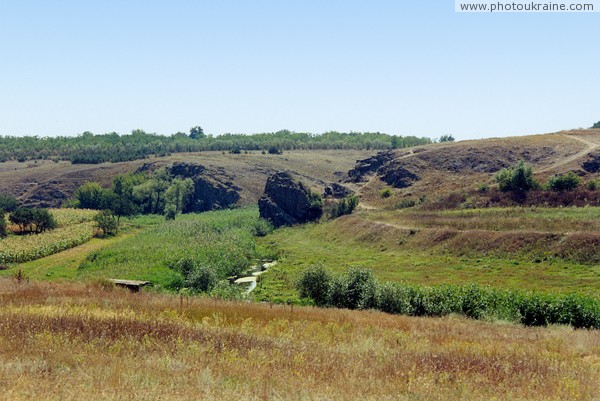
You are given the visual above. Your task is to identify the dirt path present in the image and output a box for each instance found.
[537,134,599,173]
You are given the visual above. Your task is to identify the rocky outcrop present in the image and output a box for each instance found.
[323,183,354,199]
[347,151,395,183]
[346,151,421,189]
[259,172,322,228]
[582,152,600,173]
[166,162,240,212]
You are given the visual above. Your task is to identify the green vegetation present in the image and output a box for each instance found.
[379,188,393,198]
[254,208,600,303]
[298,266,600,328]
[329,194,359,218]
[0,129,431,164]
[9,208,57,234]
[494,160,538,194]
[77,208,273,291]
[0,193,19,212]
[592,121,600,128]
[0,210,6,238]
[438,134,455,142]
[546,171,581,191]
[0,209,97,264]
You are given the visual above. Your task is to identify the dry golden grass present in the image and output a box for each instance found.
[0,279,598,400]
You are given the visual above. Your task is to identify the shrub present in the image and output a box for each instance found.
[592,121,600,129]
[546,171,581,191]
[268,146,282,155]
[494,161,538,194]
[297,266,600,329]
[380,188,393,198]
[185,264,218,293]
[251,219,273,237]
[297,264,332,306]
[329,195,359,219]
[397,198,417,209]
[586,179,599,190]
[477,183,489,193]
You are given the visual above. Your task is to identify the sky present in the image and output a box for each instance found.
[0,0,598,140]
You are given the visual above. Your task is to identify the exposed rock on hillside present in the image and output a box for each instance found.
[582,152,600,173]
[166,162,240,212]
[323,183,354,199]
[259,172,322,228]
[347,151,395,183]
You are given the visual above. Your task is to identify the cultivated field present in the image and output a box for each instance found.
[0,279,597,401]
[0,209,97,264]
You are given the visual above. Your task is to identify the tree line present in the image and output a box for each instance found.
[0,128,432,164]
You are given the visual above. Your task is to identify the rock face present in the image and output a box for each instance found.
[259,172,322,228]
[582,152,600,173]
[346,151,421,189]
[323,183,354,199]
[167,162,240,212]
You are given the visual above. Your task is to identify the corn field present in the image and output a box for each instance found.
[0,209,97,264]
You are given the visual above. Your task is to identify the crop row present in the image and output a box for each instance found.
[0,222,96,264]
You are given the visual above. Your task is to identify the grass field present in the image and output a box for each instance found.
[254,208,600,303]
[0,279,597,401]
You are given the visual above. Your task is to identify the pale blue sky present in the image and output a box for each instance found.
[0,1,598,139]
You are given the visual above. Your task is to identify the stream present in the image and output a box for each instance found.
[234,261,277,294]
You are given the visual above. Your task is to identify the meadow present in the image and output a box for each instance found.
[0,279,597,401]
[254,208,600,303]
[75,208,273,289]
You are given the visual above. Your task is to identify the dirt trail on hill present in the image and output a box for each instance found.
[537,134,599,173]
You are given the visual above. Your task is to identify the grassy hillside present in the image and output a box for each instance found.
[0,279,597,401]
[0,149,374,208]
[254,207,600,303]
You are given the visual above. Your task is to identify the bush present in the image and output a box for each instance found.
[380,188,393,198]
[329,195,359,218]
[185,264,218,293]
[494,161,538,194]
[546,171,581,191]
[94,210,118,236]
[397,198,416,209]
[297,266,600,329]
[297,264,332,306]
[592,121,600,129]
[268,146,282,155]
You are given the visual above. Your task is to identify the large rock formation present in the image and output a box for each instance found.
[259,172,322,228]
[167,162,240,212]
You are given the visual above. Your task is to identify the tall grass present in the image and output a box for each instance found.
[77,208,273,289]
[0,279,597,400]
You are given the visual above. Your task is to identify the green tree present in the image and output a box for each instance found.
[439,134,455,142]
[165,178,194,215]
[0,210,7,237]
[330,195,359,218]
[189,126,205,139]
[0,193,19,212]
[94,210,118,236]
[592,121,600,129]
[75,182,106,209]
